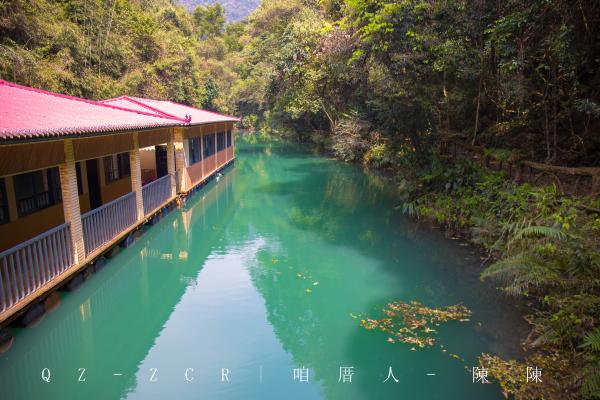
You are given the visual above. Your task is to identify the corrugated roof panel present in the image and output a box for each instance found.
[101,97,240,125]
[0,80,182,141]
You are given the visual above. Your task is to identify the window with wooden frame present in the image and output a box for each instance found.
[13,167,62,217]
[203,134,215,158]
[189,137,202,164]
[217,132,226,151]
[0,178,8,224]
[104,153,131,184]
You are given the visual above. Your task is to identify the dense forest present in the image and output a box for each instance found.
[2,0,600,398]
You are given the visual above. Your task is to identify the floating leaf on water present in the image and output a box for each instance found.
[313,281,319,286]
[305,288,312,293]
[358,300,471,350]
[296,273,302,278]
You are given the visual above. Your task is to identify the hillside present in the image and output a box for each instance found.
[176,0,259,21]
[0,0,242,112]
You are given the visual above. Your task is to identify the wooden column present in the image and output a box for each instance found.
[166,131,177,197]
[173,127,187,193]
[130,133,144,221]
[200,130,205,179]
[59,139,85,263]
[231,124,235,160]
[214,125,217,166]
[4,177,18,223]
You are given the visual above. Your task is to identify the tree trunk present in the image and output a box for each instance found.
[472,73,483,145]
[552,81,558,163]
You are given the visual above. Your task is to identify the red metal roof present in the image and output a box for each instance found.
[101,96,240,125]
[0,80,183,142]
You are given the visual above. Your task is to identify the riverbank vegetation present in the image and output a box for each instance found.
[2,0,599,398]
[410,159,600,398]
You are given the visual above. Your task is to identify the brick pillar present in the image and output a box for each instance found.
[60,139,85,264]
[130,133,144,221]
[173,127,187,193]
[166,131,177,197]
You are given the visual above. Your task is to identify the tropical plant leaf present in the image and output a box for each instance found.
[582,328,600,352]
[582,366,600,398]
[511,225,567,242]
[481,253,558,296]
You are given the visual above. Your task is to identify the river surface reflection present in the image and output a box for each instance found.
[0,141,526,399]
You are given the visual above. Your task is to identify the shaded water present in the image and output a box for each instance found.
[0,141,526,399]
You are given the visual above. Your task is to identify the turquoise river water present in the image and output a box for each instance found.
[0,140,526,400]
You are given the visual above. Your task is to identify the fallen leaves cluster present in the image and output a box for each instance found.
[478,352,579,400]
[360,300,472,348]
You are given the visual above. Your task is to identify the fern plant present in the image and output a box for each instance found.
[582,328,600,398]
[510,225,567,242]
[481,253,560,296]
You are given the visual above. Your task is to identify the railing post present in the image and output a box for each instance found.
[59,139,85,264]
[173,127,187,193]
[130,132,144,222]
[166,130,177,197]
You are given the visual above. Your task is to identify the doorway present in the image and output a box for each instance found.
[155,145,168,179]
[86,159,102,210]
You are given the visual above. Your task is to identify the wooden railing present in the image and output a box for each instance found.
[17,191,51,216]
[82,192,137,257]
[216,149,226,167]
[186,161,203,188]
[202,154,216,178]
[440,136,600,196]
[142,174,173,216]
[0,223,73,313]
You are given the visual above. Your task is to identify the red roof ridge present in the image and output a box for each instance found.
[103,96,190,123]
[127,96,239,121]
[161,99,241,121]
[100,95,128,102]
[0,80,183,122]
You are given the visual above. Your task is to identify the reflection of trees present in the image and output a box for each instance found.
[232,142,527,398]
